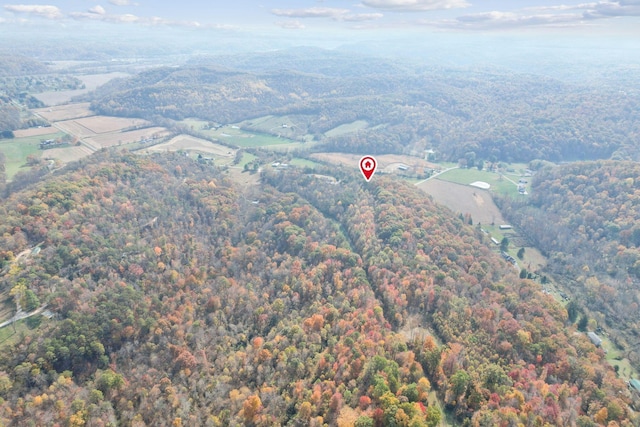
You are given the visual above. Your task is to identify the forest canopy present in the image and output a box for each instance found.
[0,151,632,425]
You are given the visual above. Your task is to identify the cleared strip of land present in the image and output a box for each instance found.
[71,116,150,134]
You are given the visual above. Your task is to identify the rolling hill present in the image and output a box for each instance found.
[0,151,632,425]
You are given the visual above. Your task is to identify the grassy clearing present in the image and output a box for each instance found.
[324,120,368,138]
[0,317,42,348]
[0,132,64,179]
[239,115,306,139]
[604,336,639,381]
[237,152,257,168]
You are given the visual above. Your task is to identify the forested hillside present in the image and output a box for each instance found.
[0,55,49,77]
[0,152,632,426]
[86,51,640,162]
[501,161,640,367]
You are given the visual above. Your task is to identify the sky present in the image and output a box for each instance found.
[0,0,639,36]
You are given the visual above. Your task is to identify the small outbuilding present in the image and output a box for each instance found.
[470,181,490,190]
[588,331,602,347]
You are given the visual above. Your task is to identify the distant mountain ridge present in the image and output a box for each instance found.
[86,49,640,162]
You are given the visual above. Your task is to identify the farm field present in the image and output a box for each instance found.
[237,115,311,140]
[181,119,299,148]
[41,145,94,163]
[0,131,65,179]
[145,134,236,160]
[13,127,57,138]
[288,157,324,169]
[433,162,533,196]
[33,102,94,122]
[435,167,528,197]
[71,116,150,134]
[310,152,438,174]
[54,116,151,139]
[417,178,506,226]
[30,102,168,156]
[86,127,170,149]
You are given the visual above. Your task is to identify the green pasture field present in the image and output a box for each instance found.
[604,336,639,381]
[180,119,298,148]
[237,152,257,168]
[289,157,324,169]
[436,167,528,197]
[0,132,65,179]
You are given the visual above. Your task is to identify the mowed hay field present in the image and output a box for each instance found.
[33,102,94,122]
[146,135,236,159]
[417,179,506,226]
[54,119,96,138]
[42,146,94,163]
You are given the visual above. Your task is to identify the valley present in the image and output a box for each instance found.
[1,42,640,426]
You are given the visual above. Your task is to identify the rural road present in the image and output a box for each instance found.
[0,304,48,329]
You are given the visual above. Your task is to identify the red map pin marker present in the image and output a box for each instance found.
[359,156,377,182]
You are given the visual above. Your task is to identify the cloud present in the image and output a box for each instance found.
[456,11,582,27]
[524,1,640,17]
[69,9,201,27]
[420,1,640,30]
[342,13,385,21]
[88,5,106,15]
[422,11,586,30]
[109,0,133,5]
[271,7,350,19]
[361,0,469,11]
[585,0,640,17]
[275,20,306,29]
[270,7,383,22]
[4,4,63,19]
[523,3,598,12]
